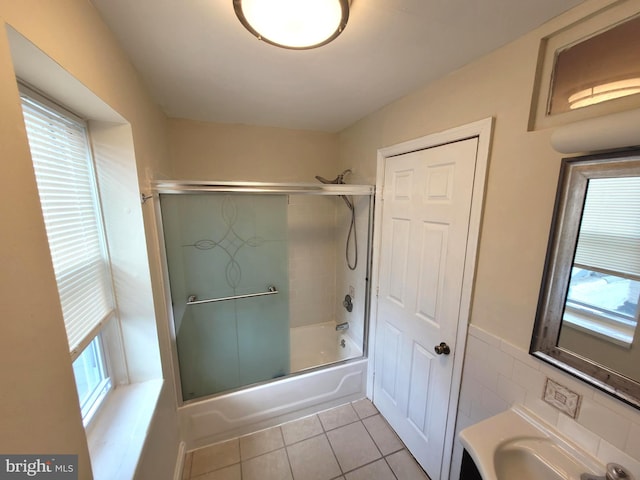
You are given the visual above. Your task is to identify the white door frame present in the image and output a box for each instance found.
[367,117,493,479]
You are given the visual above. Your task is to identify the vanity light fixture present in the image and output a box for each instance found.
[233,0,350,50]
[568,77,640,109]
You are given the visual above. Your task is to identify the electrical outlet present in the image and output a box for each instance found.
[543,378,581,418]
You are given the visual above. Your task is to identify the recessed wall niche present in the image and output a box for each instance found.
[530,0,640,131]
[550,15,640,114]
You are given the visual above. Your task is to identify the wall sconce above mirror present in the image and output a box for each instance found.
[530,1,640,131]
[548,14,640,115]
[530,148,640,409]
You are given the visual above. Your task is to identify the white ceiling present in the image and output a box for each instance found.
[90,0,584,132]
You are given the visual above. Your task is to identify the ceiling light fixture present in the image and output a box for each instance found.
[233,0,350,50]
[568,78,640,110]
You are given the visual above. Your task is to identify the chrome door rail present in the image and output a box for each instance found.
[187,285,278,305]
[153,180,374,196]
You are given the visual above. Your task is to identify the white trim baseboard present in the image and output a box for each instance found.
[173,441,186,480]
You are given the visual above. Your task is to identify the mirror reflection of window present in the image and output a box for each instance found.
[532,150,640,406]
[562,176,640,345]
[559,176,640,380]
[549,15,640,114]
[566,268,639,343]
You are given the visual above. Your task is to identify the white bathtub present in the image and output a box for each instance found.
[178,322,367,450]
[290,321,363,372]
[179,358,367,450]
[178,321,366,450]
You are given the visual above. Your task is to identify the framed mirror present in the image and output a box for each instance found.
[531,148,640,409]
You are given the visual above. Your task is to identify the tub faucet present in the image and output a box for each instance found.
[581,463,635,480]
[336,322,349,331]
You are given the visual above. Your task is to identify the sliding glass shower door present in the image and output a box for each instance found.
[160,193,290,401]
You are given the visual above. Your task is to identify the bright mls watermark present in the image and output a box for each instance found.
[0,456,77,479]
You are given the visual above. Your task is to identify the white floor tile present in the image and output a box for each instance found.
[287,434,341,480]
[186,402,428,480]
[326,422,381,472]
[362,415,403,455]
[192,464,241,480]
[191,439,240,477]
[345,459,396,480]
[281,415,324,445]
[240,426,285,460]
[241,449,292,480]
[318,404,359,431]
[351,398,378,419]
[386,450,429,480]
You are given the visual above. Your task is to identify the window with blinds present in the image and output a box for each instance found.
[566,176,640,339]
[20,89,115,359]
[573,176,640,281]
[20,86,114,423]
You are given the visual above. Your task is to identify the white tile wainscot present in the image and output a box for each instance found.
[451,324,640,480]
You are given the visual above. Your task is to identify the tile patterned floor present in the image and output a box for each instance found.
[182,399,431,480]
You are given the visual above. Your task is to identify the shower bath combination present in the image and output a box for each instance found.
[155,178,374,406]
[315,169,358,270]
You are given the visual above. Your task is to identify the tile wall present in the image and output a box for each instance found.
[288,195,337,328]
[451,324,640,479]
[287,194,371,349]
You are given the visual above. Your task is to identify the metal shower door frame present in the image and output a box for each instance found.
[152,180,376,407]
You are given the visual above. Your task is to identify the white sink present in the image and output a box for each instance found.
[495,437,592,480]
[460,407,604,480]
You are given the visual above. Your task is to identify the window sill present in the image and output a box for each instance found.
[563,311,633,348]
[86,379,163,480]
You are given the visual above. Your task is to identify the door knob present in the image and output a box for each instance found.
[434,342,451,355]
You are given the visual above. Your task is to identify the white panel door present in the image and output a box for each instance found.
[373,138,478,479]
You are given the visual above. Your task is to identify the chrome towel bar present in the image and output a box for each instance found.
[187,285,278,305]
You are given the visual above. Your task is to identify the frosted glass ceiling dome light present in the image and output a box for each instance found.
[568,78,640,110]
[233,0,350,49]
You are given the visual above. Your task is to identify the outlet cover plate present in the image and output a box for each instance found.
[543,378,581,418]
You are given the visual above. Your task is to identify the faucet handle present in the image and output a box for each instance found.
[607,463,635,480]
[342,294,353,312]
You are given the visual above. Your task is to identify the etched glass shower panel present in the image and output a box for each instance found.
[160,194,289,400]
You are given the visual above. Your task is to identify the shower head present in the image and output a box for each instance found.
[314,169,352,185]
[315,169,354,211]
[314,175,335,184]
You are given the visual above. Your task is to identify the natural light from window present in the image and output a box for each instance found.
[20,86,115,424]
[567,267,639,324]
[73,336,112,424]
[563,176,640,344]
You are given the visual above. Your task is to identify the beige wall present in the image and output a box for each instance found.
[340,2,590,348]
[168,118,339,182]
[0,1,178,478]
[2,0,639,478]
[0,24,90,477]
[338,0,640,472]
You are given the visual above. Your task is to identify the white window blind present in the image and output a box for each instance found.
[20,90,115,360]
[573,176,640,280]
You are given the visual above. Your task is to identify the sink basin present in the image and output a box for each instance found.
[495,437,591,480]
[460,407,603,480]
